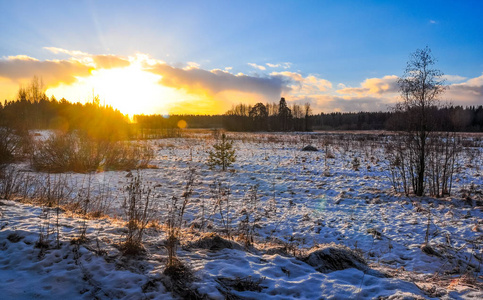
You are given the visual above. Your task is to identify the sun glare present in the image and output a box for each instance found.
[46,64,187,116]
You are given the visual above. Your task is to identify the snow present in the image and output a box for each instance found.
[1,131,482,299]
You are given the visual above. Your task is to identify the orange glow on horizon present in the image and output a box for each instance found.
[45,64,220,116]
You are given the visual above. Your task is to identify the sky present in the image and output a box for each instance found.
[1,0,482,115]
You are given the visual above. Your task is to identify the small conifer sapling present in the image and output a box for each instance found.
[207,133,236,171]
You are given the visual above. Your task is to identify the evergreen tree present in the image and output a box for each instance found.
[278,97,292,131]
[207,133,236,171]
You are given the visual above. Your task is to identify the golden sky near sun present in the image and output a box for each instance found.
[29,53,280,116]
[46,64,208,116]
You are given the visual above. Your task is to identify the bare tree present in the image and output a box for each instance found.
[17,76,47,103]
[396,47,446,196]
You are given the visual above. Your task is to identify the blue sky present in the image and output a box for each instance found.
[1,0,482,114]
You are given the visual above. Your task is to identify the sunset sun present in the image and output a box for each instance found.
[46,63,178,116]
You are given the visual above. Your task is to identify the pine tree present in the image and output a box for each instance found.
[207,133,236,171]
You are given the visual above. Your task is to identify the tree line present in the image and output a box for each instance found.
[131,104,483,133]
[2,76,482,134]
[4,96,482,134]
[223,98,312,132]
[1,97,130,140]
[312,106,483,132]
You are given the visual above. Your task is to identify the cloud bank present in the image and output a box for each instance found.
[0,55,91,86]
[444,73,483,105]
[147,63,289,102]
[0,47,481,114]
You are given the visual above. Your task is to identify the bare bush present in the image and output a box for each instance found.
[385,132,461,197]
[209,180,232,238]
[385,137,411,195]
[0,127,25,169]
[102,140,154,170]
[121,172,155,255]
[426,132,461,197]
[239,184,262,246]
[36,206,53,252]
[166,168,195,267]
[33,173,73,207]
[32,131,100,172]
[73,175,94,243]
[0,167,25,200]
[32,131,154,173]
[88,178,115,218]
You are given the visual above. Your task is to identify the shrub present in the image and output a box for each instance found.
[0,166,24,200]
[32,131,100,172]
[32,131,154,173]
[102,140,154,170]
[351,157,361,171]
[385,132,461,197]
[0,128,22,169]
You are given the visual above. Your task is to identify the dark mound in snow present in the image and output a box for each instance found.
[301,145,318,151]
[188,234,243,251]
[384,292,427,300]
[302,244,367,273]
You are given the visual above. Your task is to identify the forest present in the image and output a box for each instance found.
[3,95,481,134]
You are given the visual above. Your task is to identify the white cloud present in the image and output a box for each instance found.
[266,63,280,68]
[271,71,332,95]
[248,63,266,70]
[44,47,89,57]
[266,62,292,69]
[185,61,201,70]
[444,73,483,105]
[5,55,38,61]
[440,74,467,83]
[337,75,399,95]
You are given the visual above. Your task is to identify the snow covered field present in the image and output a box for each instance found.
[1,131,482,299]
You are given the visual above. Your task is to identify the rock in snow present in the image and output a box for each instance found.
[301,145,318,151]
[302,243,368,273]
